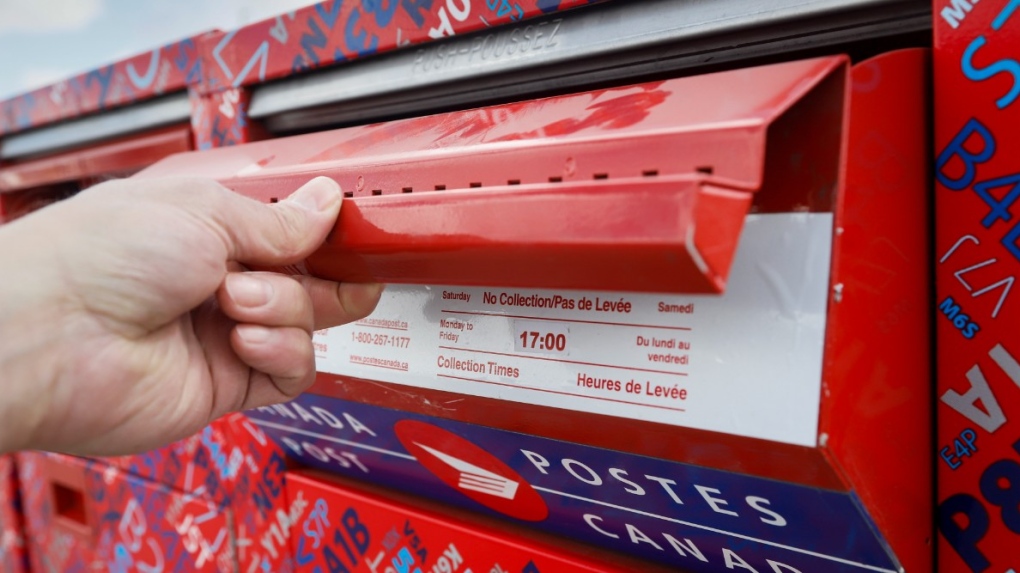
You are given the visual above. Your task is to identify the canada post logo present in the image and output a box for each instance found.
[394,420,548,522]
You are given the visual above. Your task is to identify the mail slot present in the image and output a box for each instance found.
[136,55,845,294]
[0,124,192,222]
[244,49,932,573]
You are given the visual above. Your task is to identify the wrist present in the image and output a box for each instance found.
[0,220,72,453]
[0,325,50,454]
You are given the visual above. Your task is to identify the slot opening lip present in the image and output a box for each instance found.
[342,174,742,200]
[312,173,758,206]
[310,173,750,295]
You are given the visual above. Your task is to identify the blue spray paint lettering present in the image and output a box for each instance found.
[940,437,1020,572]
[936,118,995,191]
[941,428,979,470]
[84,66,115,108]
[936,119,1020,265]
[345,9,380,56]
[300,17,330,66]
[401,0,435,27]
[317,0,345,29]
[961,0,1020,109]
[365,0,399,27]
[392,547,423,573]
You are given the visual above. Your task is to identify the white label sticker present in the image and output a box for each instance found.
[313,213,832,447]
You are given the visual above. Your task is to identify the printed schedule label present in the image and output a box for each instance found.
[313,214,833,447]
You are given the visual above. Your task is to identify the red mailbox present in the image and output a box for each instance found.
[17,452,235,572]
[933,0,1020,570]
[0,124,192,222]
[160,50,931,573]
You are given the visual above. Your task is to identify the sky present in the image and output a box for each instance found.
[0,0,315,99]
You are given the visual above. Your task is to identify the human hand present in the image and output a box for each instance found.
[0,176,381,455]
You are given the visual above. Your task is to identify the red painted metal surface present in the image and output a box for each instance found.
[817,48,933,573]
[254,53,930,571]
[0,124,193,193]
[0,1,603,139]
[300,178,751,293]
[16,454,93,571]
[137,56,847,293]
[294,52,931,499]
[100,414,295,573]
[199,0,606,93]
[0,456,25,573]
[189,87,265,151]
[0,0,936,566]
[190,0,609,150]
[287,470,677,573]
[0,123,193,224]
[0,33,211,137]
[933,1,1020,571]
[17,452,234,571]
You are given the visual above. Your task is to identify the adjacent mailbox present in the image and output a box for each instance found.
[150,51,931,573]
[933,1,1020,571]
[0,124,192,222]
[16,452,234,572]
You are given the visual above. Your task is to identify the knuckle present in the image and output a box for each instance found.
[270,206,313,260]
[282,278,316,330]
[278,343,314,396]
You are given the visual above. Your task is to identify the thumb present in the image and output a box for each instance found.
[206,176,343,266]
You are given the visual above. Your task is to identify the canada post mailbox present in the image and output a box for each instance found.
[16,452,235,572]
[138,51,932,572]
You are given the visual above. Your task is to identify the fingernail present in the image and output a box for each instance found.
[237,325,272,344]
[227,274,273,308]
[342,282,385,316]
[289,177,341,212]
